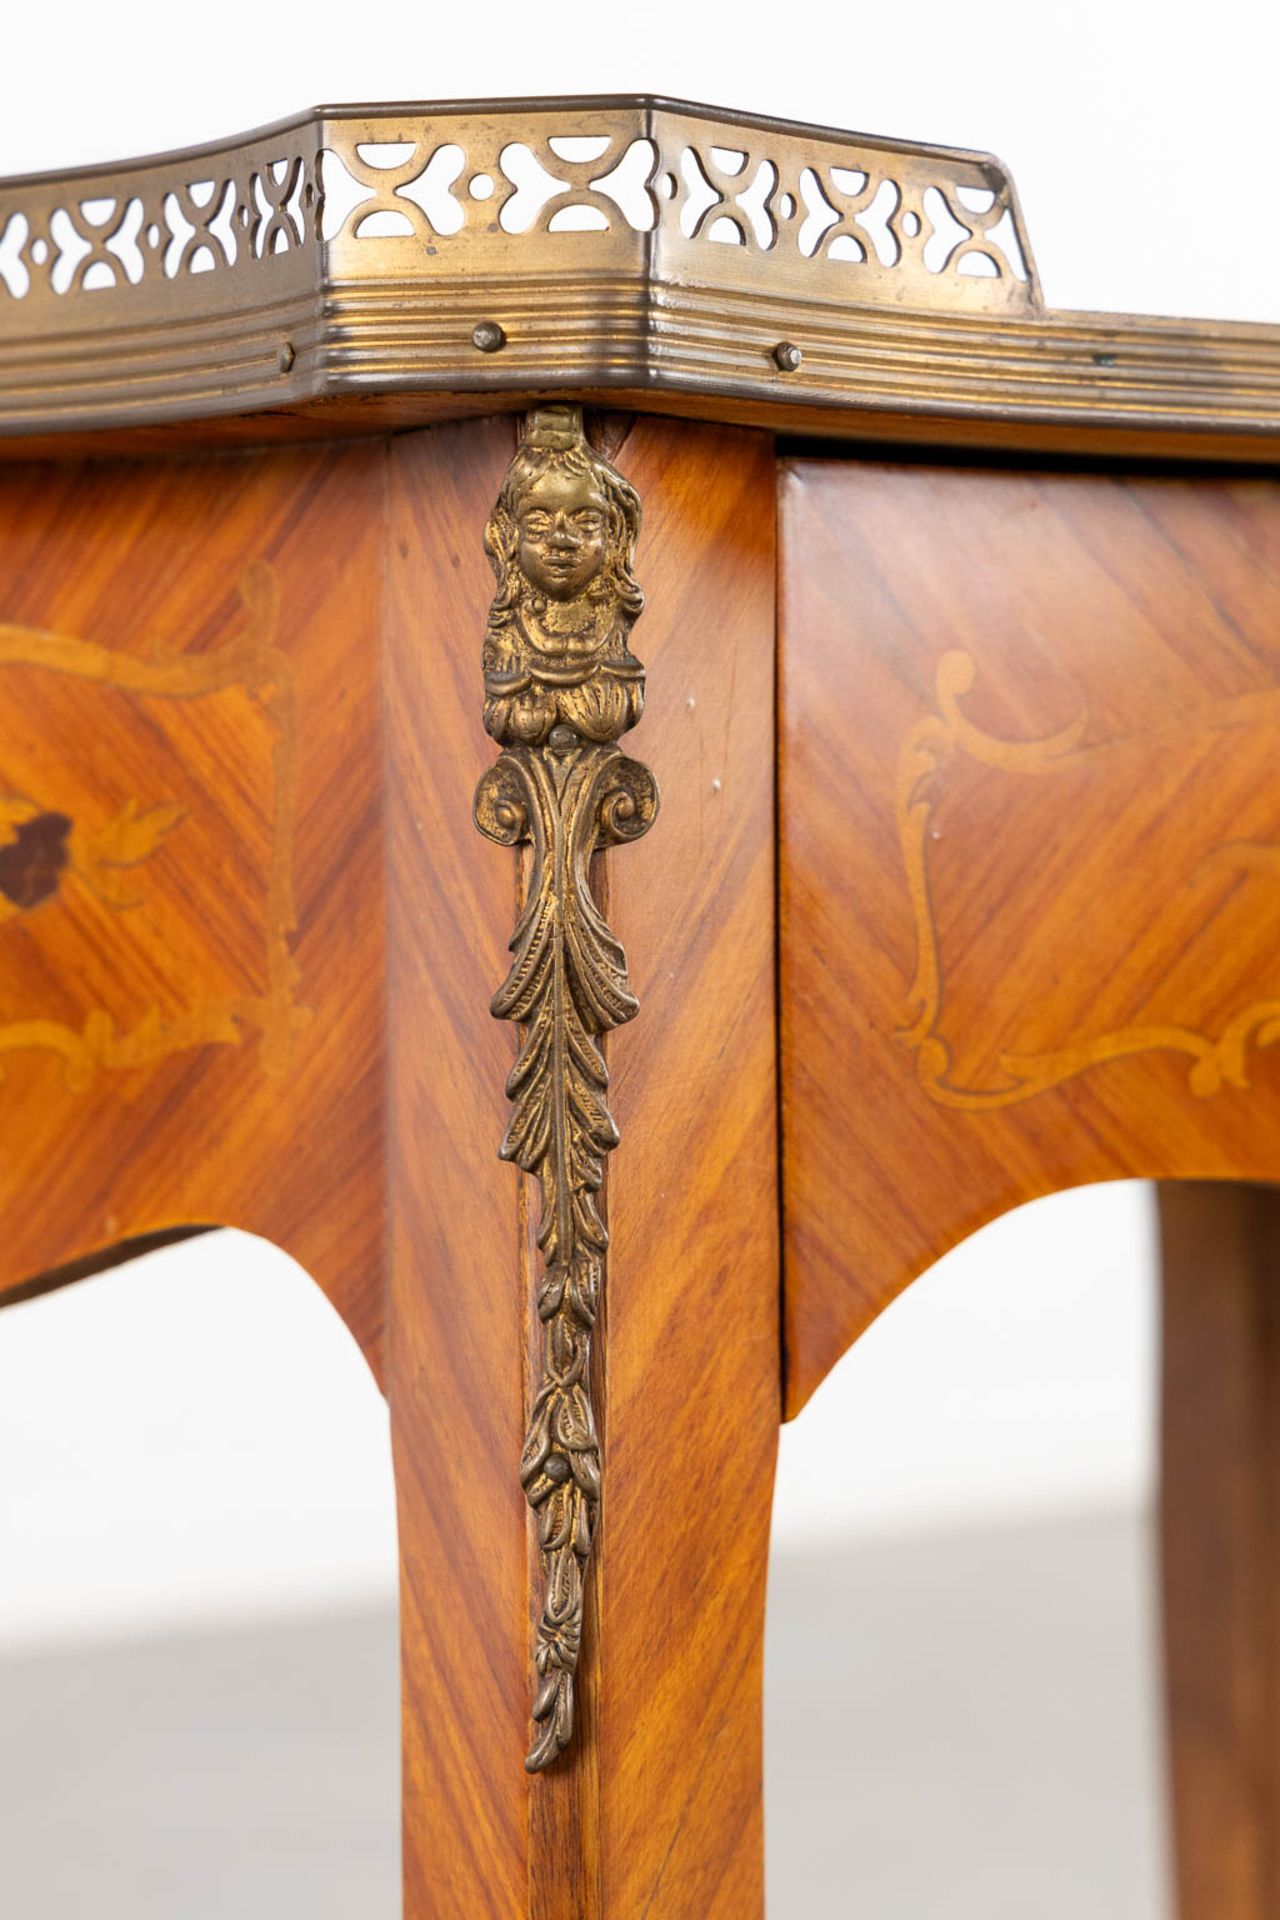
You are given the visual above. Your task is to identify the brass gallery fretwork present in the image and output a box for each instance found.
[898,649,1280,1108]
[474,406,658,1771]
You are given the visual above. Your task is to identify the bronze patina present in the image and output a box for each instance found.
[2,98,1276,459]
[474,405,657,1770]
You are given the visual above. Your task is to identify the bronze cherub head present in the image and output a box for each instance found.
[481,406,645,747]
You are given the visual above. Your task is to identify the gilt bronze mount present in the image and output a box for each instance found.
[474,405,656,1769]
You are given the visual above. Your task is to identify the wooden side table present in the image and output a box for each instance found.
[0,96,1277,1918]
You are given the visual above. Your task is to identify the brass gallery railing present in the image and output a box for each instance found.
[0,96,1276,448]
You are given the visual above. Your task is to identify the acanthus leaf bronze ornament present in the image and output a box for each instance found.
[473,405,657,1771]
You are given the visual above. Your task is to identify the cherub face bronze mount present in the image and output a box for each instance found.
[516,465,609,606]
[473,406,657,1771]
[481,408,646,752]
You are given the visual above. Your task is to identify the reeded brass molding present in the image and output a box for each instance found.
[1,96,1278,455]
[473,405,657,1770]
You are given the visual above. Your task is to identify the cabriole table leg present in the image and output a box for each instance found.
[385,414,781,1917]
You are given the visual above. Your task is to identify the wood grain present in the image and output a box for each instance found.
[779,456,1280,1414]
[0,445,387,1370]
[591,419,778,1918]
[1160,1180,1280,1920]
[383,418,531,1915]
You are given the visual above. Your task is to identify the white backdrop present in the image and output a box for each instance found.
[4,2,1276,325]
[0,0,1271,1642]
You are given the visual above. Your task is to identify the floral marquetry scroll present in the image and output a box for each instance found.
[898,649,1280,1110]
[0,565,305,1090]
[473,407,657,1771]
[0,794,181,919]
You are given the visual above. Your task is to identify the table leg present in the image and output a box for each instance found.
[384,413,780,1916]
[1160,1180,1280,1920]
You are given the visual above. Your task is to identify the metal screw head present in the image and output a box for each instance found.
[472,319,507,353]
[773,340,803,373]
[277,340,296,373]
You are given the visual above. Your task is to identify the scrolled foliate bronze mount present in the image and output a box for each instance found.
[473,404,657,1771]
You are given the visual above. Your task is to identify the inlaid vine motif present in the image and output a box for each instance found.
[898,649,1280,1107]
[473,406,658,1771]
[0,564,303,1088]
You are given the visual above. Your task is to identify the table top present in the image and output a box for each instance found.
[0,95,1276,460]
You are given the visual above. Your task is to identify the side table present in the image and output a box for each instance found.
[0,95,1277,1919]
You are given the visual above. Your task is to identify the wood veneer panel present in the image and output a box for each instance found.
[0,445,386,1370]
[780,457,1280,1413]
